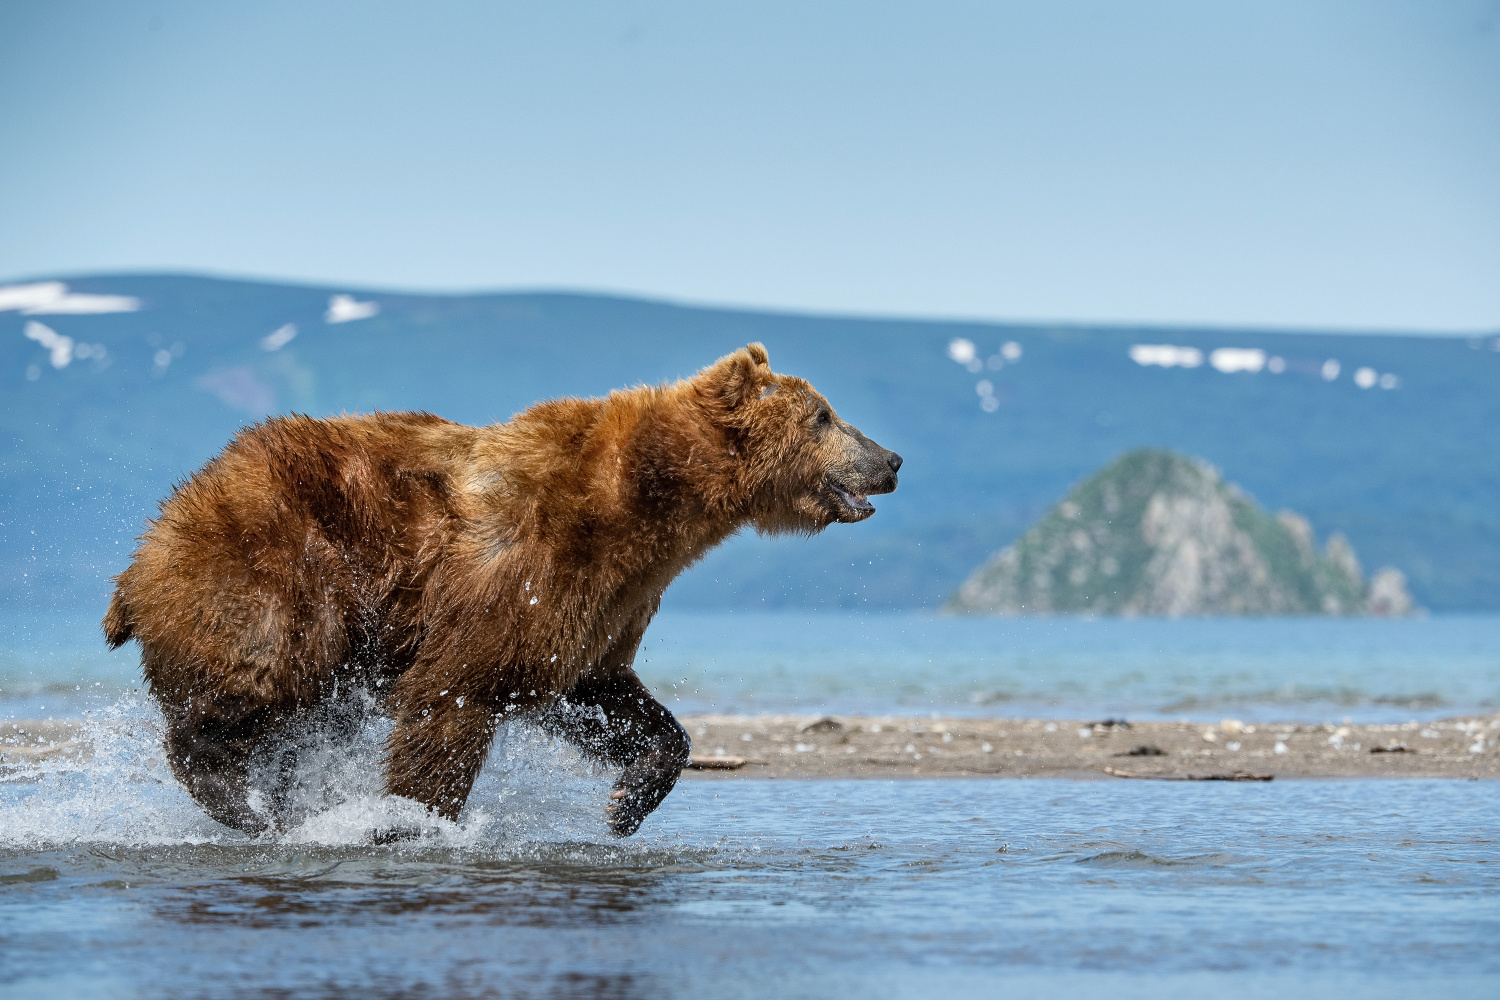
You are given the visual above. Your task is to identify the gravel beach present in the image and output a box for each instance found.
[5,714,1498,781]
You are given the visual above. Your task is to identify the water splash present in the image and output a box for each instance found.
[1,697,637,853]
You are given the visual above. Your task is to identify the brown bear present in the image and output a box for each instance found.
[103,344,900,836]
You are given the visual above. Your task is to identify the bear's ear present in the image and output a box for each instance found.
[704,344,771,409]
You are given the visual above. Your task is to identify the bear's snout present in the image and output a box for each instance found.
[850,432,900,496]
[819,425,901,524]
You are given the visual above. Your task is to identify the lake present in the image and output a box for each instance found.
[5,610,1499,723]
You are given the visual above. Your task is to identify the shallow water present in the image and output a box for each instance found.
[6,610,1500,723]
[3,611,1497,995]
[3,707,1499,997]
[3,770,1496,998]
[636,612,1500,721]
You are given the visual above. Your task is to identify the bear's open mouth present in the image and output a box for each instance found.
[825,478,876,520]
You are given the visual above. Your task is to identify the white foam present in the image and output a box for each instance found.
[326,294,379,323]
[0,702,623,851]
[1353,366,1378,389]
[0,700,228,847]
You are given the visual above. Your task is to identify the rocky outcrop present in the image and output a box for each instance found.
[947,449,1415,616]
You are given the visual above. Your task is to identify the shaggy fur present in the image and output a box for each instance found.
[104,344,901,835]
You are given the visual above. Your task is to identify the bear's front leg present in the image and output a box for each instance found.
[383,693,502,822]
[540,670,691,837]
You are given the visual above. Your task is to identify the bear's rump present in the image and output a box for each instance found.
[131,477,431,717]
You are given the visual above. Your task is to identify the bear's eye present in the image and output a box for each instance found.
[815,409,832,426]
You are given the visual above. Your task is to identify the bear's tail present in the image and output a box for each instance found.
[103,589,135,648]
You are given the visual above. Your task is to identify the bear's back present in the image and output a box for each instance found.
[114,413,477,668]
[168,411,467,558]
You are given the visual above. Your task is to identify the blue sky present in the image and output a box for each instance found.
[2,1,1496,331]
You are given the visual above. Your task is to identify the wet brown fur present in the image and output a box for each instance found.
[103,345,900,835]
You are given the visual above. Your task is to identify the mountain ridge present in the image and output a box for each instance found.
[3,273,1498,611]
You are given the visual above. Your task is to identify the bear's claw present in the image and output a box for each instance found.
[604,750,683,837]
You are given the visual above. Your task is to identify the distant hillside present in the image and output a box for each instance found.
[947,450,1415,616]
[2,273,1498,611]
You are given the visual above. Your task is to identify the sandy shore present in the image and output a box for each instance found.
[677,713,1500,781]
[5,714,1498,780]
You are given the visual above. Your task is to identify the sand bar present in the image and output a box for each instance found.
[5,714,1498,780]
[677,713,1500,780]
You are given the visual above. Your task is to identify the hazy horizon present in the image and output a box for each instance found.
[4,269,1497,339]
[3,2,1497,333]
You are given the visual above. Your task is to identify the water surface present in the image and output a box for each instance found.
[6,610,1498,723]
[3,771,1495,998]
[3,619,1496,997]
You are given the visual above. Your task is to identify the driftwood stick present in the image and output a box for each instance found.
[684,756,756,770]
[1104,766,1273,782]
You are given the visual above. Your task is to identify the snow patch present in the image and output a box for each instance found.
[260,323,297,351]
[1129,344,1202,368]
[1209,348,1266,374]
[947,338,977,364]
[326,294,379,323]
[0,281,139,314]
[198,366,276,413]
[23,320,73,368]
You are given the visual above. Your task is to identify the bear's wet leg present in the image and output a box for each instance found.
[383,698,502,822]
[541,671,691,837]
[163,710,278,834]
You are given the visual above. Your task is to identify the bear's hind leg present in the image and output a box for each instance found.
[163,710,279,834]
[540,671,691,837]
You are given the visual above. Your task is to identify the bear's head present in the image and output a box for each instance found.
[698,343,902,534]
